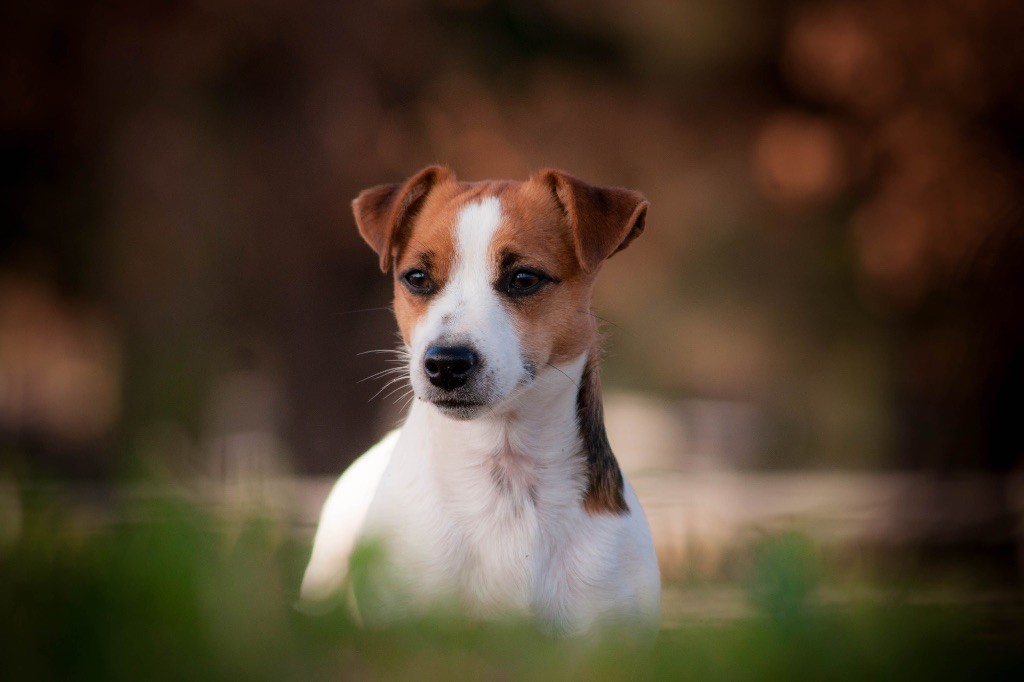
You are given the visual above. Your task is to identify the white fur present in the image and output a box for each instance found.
[301,198,661,636]
[300,429,398,603]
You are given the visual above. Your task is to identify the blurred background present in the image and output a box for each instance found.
[3,0,1024,672]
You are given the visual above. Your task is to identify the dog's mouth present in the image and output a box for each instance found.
[429,396,488,419]
[434,398,482,407]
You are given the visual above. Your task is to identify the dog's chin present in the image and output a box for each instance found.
[428,397,489,420]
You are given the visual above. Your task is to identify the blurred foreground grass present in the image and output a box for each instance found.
[2,489,1023,681]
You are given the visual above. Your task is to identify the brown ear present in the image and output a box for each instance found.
[535,169,648,274]
[352,165,453,272]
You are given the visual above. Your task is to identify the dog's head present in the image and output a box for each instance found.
[352,166,647,420]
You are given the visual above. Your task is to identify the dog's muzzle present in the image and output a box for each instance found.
[423,345,479,391]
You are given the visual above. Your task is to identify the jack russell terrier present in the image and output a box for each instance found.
[301,166,660,636]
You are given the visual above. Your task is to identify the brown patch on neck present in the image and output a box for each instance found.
[577,353,628,515]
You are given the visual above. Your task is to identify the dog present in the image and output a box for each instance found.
[300,166,660,636]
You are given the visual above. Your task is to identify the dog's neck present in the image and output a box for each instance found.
[403,350,627,515]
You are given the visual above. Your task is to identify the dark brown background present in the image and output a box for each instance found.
[3,0,1022,492]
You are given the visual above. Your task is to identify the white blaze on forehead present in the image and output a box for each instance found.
[454,196,502,281]
[411,196,504,347]
[444,196,503,330]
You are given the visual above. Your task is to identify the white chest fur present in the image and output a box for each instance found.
[345,355,659,635]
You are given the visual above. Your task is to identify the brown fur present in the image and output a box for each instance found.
[535,169,648,274]
[351,166,647,516]
[577,351,629,515]
[353,165,452,272]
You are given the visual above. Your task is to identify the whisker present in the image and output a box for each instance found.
[364,364,408,375]
[391,387,415,406]
[545,362,581,390]
[578,308,620,329]
[332,306,395,318]
[400,392,416,411]
[357,348,411,357]
[357,366,408,384]
[368,375,410,402]
[381,382,412,403]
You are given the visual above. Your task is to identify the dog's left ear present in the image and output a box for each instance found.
[534,169,648,274]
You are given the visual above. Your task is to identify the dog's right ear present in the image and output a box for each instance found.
[352,165,453,272]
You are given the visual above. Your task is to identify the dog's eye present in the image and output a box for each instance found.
[506,269,547,296]
[402,269,434,293]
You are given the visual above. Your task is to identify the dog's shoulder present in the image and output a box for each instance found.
[299,429,398,604]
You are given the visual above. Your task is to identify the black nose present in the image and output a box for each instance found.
[424,346,479,390]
